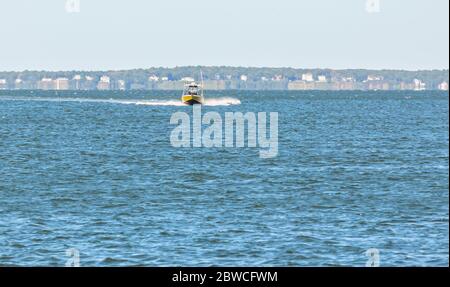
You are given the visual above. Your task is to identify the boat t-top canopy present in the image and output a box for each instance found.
[185,82,202,88]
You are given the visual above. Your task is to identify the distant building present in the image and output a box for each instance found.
[0,79,7,89]
[81,75,96,90]
[317,75,327,83]
[148,75,159,82]
[181,77,195,82]
[399,82,415,90]
[288,80,316,90]
[15,79,23,89]
[413,79,426,91]
[38,78,54,90]
[117,80,126,90]
[367,82,390,91]
[240,75,248,82]
[97,76,111,90]
[366,75,383,81]
[73,75,82,90]
[302,73,314,82]
[334,81,356,90]
[261,76,269,82]
[341,77,355,82]
[161,77,169,81]
[438,81,449,91]
[55,78,69,90]
[272,75,283,81]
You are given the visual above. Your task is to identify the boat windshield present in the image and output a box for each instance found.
[185,84,201,95]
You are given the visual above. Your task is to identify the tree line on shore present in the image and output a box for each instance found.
[0,66,448,90]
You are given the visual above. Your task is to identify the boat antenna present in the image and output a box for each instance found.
[200,70,204,97]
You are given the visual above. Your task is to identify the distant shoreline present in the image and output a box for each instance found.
[0,90,449,94]
[0,67,448,91]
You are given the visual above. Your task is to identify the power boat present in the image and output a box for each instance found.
[181,73,205,105]
[181,82,204,105]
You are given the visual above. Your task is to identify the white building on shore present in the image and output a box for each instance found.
[317,75,327,83]
[438,81,449,91]
[97,76,111,90]
[302,73,314,82]
[366,75,383,81]
[15,78,23,89]
[38,78,54,90]
[55,78,69,90]
[181,77,195,82]
[413,79,426,91]
[0,79,7,89]
[148,75,159,82]
[117,80,126,90]
[73,75,82,90]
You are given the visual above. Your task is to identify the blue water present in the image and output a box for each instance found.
[0,90,448,266]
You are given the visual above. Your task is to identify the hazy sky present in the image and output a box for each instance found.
[0,0,448,71]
